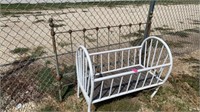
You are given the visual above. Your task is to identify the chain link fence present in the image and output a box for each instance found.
[0,0,199,111]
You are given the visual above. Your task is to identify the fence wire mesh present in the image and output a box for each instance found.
[0,0,199,111]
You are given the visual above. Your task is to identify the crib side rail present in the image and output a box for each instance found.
[89,46,142,75]
[92,62,171,103]
[76,46,94,103]
[94,63,171,82]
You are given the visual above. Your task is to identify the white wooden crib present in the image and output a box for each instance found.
[76,36,173,112]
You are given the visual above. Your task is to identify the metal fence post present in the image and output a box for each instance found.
[142,0,157,66]
[144,0,157,39]
[49,18,62,101]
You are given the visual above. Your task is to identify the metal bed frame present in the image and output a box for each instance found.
[76,36,173,112]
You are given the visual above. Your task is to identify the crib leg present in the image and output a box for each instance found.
[77,83,80,98]
[150,86,160,100]
[88,104,91,112]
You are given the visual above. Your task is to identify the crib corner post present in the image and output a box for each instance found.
[150,86,160,100]
[77,83,80,98]
[87,104,91,112]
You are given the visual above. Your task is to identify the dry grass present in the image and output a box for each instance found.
[39,51,199,112]
[4,49,199,112]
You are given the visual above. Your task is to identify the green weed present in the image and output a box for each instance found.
[32,19,45,24]
[192,20,200,25]
[154,27,174,31]
[10,15,21,17]
[10,47,30,55]
[165,40,184,48]
[181,75,199,92]
[96,97,141,111]
[189,65,200,77]
[57,41,71,48]
[184,28,199,33]
[122,32,143,39]
[1,11,34,16]
[31,46,46,58]
[84,36,97,42]
[179,21,184,24]
[0,24,9,27]
[173,100,190,111]
[165,31,189,37]
[40,105,59,112]
[54,24,66,28]
[179,57,199,64]
[163,25,169,27]
[37,67,55,92]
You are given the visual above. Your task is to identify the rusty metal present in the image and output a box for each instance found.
[107,26,111,50]
[144,0,157,38]
[49,18,62,101]
[56,23,146,34]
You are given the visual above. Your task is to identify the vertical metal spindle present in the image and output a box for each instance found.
[146,39,153,67]
[69,30,74,63]
[101,54,103,73]
[115,52,117,69]
[77,50,80,98]
[87,75,90,94]
[144,41,147,67]
[96,27,99,52]
[108,53,110,71]
[119,25,122,49]
[142,71,149,87]
[78,50,81,83]
[118,76,124,93]
[139,48,142,65]
[92,55,95,63]
[127,49,130,66]
[134,49,137,65]
[109,79,114,96]
[148,40,159,85]
[99,81,104,99]
[156,45,164,66]
[134,73,141,89]
[121,51,124,68]
[96,27,100,74]
[84,58,87,89]
[128,23,132,45]
[108,26,111,50]
[83,28,86,47]
[138,22,142,34]
[156,54,169,83]
[126,75,133,91]
[151,40,158,67]
[82,50,85,86]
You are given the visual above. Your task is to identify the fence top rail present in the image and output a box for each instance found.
[56,22,146,34]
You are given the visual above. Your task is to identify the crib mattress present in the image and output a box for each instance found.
[93,65,160,100]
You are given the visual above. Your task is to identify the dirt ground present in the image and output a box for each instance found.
[5,48,199,112]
